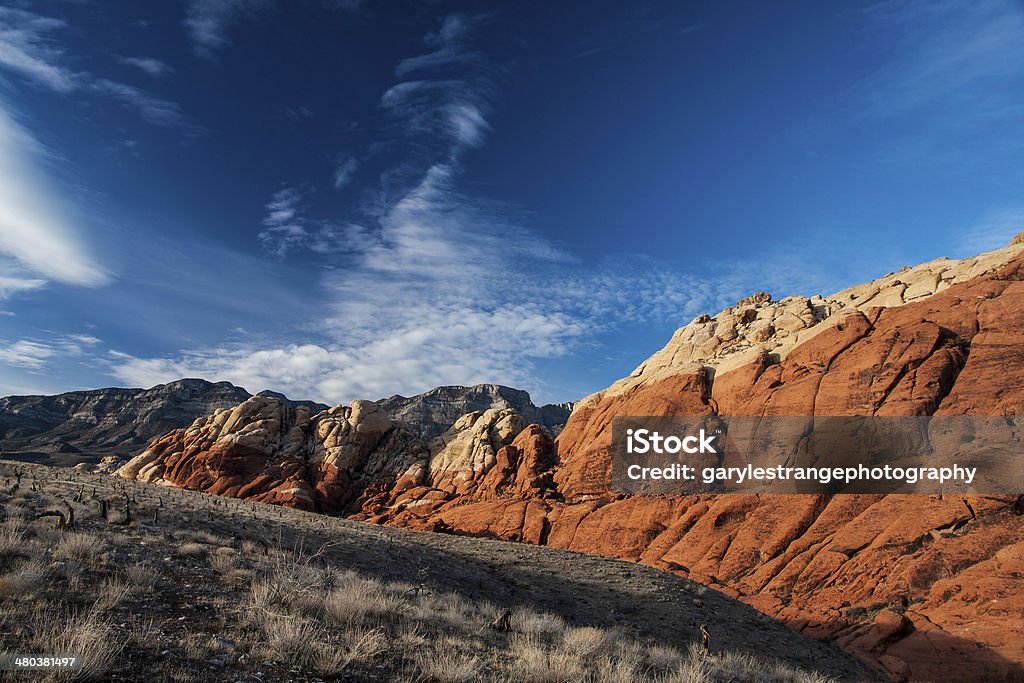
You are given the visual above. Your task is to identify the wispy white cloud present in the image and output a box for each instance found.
[258,186,358,256]
[92,79,199,131]
[67,334,102,347]
[333,155,358,189]
[184,0,269,56]
[258,187,309,257]
[0,274,46,299]
[0,8,198,133]
[113,151,834,403]
[855,0,1024,120]
[109,11,850,405]
[381,14,493,156]
[0,340,56,370]
[395,13,481,78]
[955,208,1024,256]
[118,56,173,77]
[284,105,313,122]
[0,105,110,289]
[0,7,77,92]
[0,333,105,371]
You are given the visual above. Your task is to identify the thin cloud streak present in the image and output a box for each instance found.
[333,156,358,189]
[0,333,101,371]
[0,7,76,92]
[92,79,199,131]
[0,7,200,133]
[184,0,269,56]
[0,105,110,289]
[854,0,1024,120]
[119,56,174,77]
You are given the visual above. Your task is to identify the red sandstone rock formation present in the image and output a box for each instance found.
[368,240,1024,681]
[117,397,423,512]
[119,236,1024,681]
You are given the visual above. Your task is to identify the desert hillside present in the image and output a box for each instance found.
[0,460,872,682]
[112,235,1024,681]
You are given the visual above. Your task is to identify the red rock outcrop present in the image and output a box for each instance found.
[117,396,425,512]
[365,238,1024,681]
[118,236,1024,681]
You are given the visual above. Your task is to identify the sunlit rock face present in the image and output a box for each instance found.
[368,236,1024,682]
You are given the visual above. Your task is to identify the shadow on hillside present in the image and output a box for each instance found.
[6,461,1019,681]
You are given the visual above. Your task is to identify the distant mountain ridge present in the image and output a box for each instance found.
[0,379,572,465]
[376,384,573,440]
[0,379,255,464]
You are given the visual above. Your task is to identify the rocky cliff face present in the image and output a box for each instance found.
[0,379,257,464]
[375,384,571,439]
[118,396,426,511]
[114,236,1024,681]
[368,237,1024,682]
[116,401,536,515]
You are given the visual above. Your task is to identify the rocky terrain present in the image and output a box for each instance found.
[0,381,564,470]
[110,234,1024,681]
[0,460,873,682]
[376,384,572,440]
[0,379,254,466]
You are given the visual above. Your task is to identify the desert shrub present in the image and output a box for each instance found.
[53,533,102,564]
[30,608,123,681]
[176,542,208,557]
[93,576,130,612]
[510,606,566,639]
[415,648,481,682]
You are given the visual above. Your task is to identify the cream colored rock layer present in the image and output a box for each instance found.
[575,236,1024,411]
[426,409,525,488]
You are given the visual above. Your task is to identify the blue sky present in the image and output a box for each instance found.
[1,0,1023,404]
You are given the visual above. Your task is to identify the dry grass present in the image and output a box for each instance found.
[209,547,236,574]
[0,463,848,683]
[53,532,102,564]
[563,625,612,656]
[0,516,25,558]
[123,561,158,590]
[511,605,567,637]
[415,649,482,682]
[260,614,318,660]
[176,542,208,557]
[93,575,130,612]
[3,559,49,596]
[29,608,123,681]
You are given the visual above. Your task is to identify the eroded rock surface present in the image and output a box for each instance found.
[117,396,424,512]
[365,238,1024,681]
